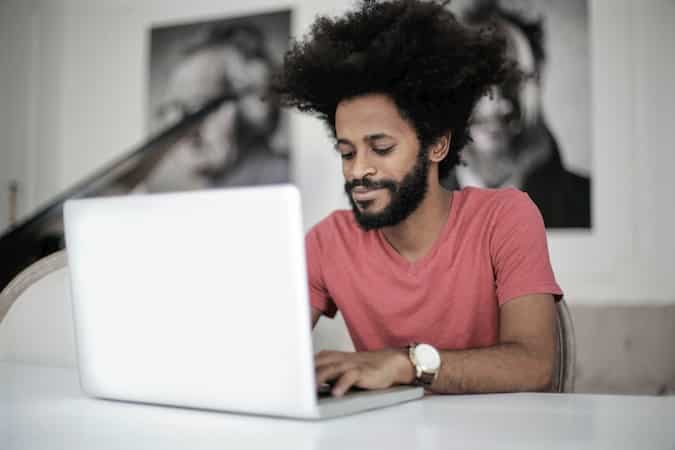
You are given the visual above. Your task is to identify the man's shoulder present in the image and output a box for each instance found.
[311,209,356,229]
[306,210,362,245]
[452,187,539,237]
[457,186,529,214]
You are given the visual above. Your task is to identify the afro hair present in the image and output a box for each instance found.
[273,0,519,179]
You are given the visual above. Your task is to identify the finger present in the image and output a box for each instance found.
[314,350,347,364]
[314,351,348,367]
[315,362,355,386]
[332,368,362,398]
[316,362,353,385]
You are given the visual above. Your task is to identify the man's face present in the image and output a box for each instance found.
[147,45,272,191]
[335,94,430,230]
[469,21,540,159]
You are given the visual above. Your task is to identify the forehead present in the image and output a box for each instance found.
[335,94,415,139]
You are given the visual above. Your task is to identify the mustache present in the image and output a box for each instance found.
[344,178,398,193]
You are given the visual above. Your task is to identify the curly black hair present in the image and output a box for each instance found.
[273,0,519,179]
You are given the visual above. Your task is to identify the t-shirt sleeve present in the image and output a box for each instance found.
[305,226,338,318]
[490,190,564,306]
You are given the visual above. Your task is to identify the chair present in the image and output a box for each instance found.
[553,299,576,393]
[0,250,76,366]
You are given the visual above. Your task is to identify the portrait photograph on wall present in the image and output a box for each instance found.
[443,0,592,229]
[146,10,291,192]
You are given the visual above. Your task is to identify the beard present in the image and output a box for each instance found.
[344,148,430,231]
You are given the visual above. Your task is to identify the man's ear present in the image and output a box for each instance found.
[429,133,451,163]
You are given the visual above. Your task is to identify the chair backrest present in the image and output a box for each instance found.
[553,299,576,392]
[0,251,68,322]
[0,250,76,366]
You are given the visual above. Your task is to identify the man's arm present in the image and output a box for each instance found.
[315,294,557,396]
[422,294,556,393]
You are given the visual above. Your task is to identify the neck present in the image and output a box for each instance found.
[380,181,453,263]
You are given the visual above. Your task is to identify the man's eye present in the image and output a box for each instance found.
[340,152,355,160]
[373,146,394,155]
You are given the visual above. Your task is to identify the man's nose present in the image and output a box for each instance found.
[349,150,376,180]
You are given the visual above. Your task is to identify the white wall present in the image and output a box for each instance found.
[0,5,6,229]
[0,0,674,305]
[0,0,37,229]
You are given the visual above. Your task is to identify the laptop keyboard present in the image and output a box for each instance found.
[317,383,368,398]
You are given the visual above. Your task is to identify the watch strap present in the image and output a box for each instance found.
[416,370,436,387]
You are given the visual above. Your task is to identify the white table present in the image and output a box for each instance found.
[2,362,673,450]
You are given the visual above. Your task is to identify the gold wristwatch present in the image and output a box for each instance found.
[408,343,441,387]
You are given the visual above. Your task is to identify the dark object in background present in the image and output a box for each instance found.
[0,95,233,292]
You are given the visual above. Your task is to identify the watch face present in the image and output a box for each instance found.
[415,344,441,372]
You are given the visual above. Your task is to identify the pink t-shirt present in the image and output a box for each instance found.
[305,187,563,352]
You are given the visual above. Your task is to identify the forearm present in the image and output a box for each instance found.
[397,342,554,394]
[314,297,557,396]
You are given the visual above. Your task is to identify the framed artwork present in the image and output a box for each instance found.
[444,0,591,229]
[146,10,292,192]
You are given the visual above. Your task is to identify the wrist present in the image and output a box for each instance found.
[393,349,416,385]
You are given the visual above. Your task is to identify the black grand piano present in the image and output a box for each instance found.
[0,95,239,291]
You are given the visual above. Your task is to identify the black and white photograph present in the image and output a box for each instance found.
[443,0,592,229]
[145,10,292,192]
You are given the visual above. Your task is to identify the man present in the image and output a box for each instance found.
[442,2,591,228]
[146,23,289,192]
[275,0,563,397]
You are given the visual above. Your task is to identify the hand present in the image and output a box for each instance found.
[314,349,415,397]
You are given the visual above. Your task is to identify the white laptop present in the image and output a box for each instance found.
[63,184,423,419]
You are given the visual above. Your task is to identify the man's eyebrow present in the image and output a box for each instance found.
[334,138,355,149]
[334,133,394,149]
[364,133,393,142]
